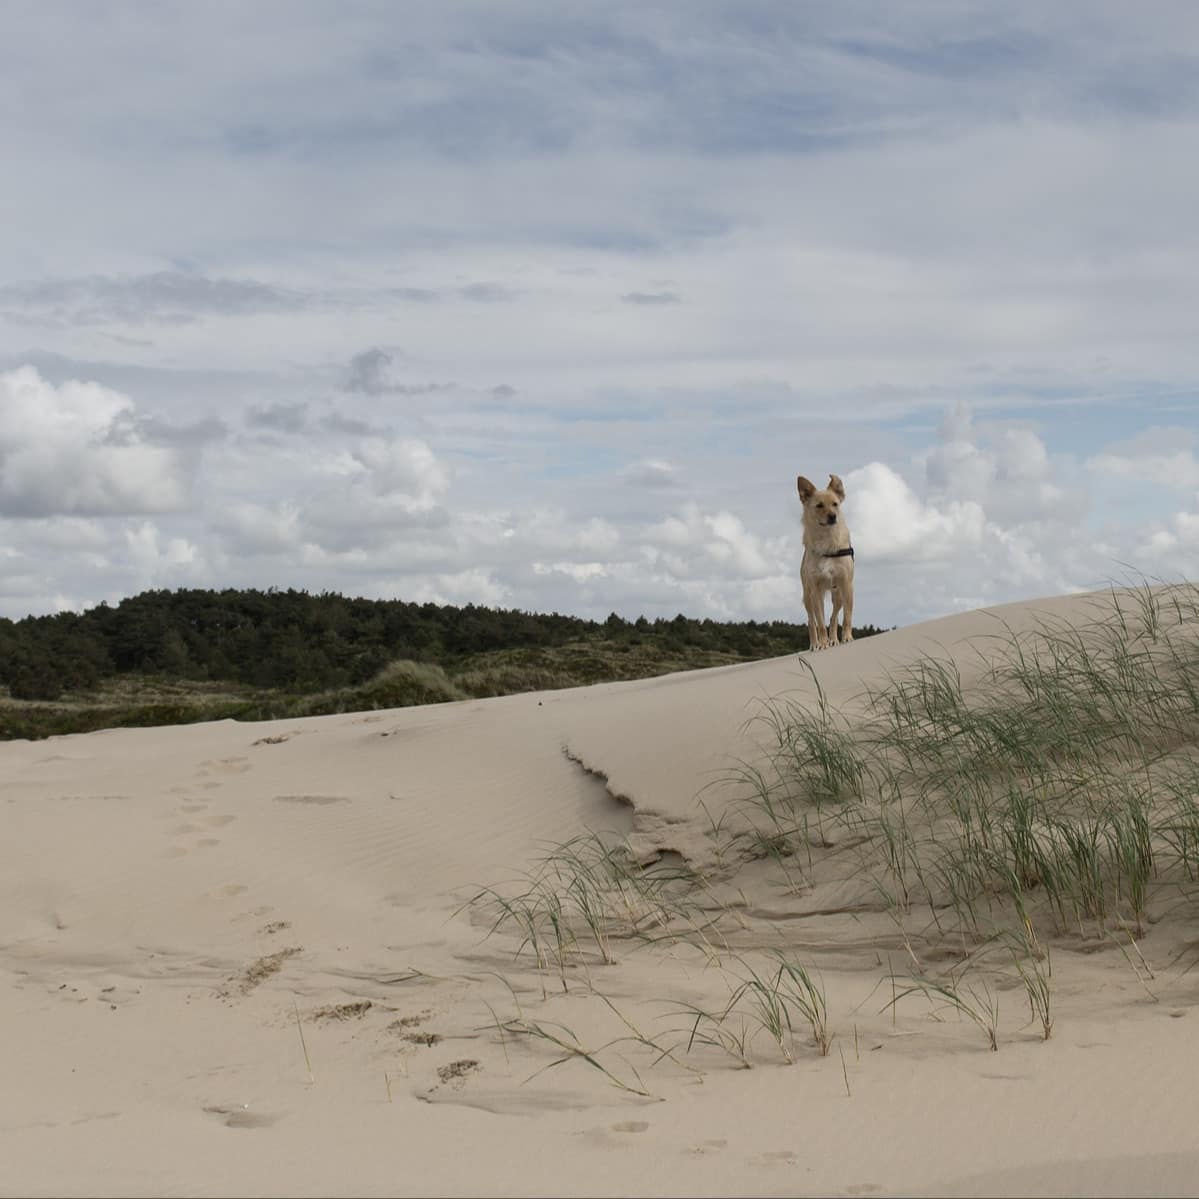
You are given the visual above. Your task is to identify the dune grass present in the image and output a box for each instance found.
[887,970,1001,1052]
[462,580,1199,1090]
[667,951,832,1067]
[726,580,1199,939]
[461,831,710,991]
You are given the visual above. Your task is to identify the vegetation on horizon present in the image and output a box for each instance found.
[0,586,886,739]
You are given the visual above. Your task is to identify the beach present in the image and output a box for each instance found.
[4,587,1199,1198]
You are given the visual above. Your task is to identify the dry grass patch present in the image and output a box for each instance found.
[311,1000,373,1021]
[437,1059,481,1083]
[237,946,302,994]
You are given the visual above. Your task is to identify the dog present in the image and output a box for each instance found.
[797,473,854,651]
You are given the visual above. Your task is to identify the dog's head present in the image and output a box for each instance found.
[797,474,846,528]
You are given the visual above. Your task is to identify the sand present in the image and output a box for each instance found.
[3,589,1199,1198]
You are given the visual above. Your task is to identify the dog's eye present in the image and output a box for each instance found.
[815,502,824,508]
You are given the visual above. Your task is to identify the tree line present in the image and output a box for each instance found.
[0,587,886,701]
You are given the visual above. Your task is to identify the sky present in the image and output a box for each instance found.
[3,1,1199,630]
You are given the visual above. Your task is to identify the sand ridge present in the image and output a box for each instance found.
[3,588,1199,1197]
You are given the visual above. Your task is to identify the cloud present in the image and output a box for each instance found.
[401,568,512,608]
[642,503,790,583]
[124,520,201,577]
[4,9,1199,624]
[349,437,450,502]
[18,516,110,554]
[346,347,399,395]
[0,367,188,517]
[623,458,679,488]
[702,511,773,576]
[461,509,624,583]
[0,271,306,327]
[247,401,309,433]
[621,291,680,305]
[395,382,456,396]
[1087,444,1199,493]
[386,287,439,303]
[343,347,454,397]
[457,282,516,303]
[848,461,988,563]
[211,501,302,556]
[1173,510,1199,547]
[139,414,230,447]
[533,560,608,584]
[919,403,1076,527]
[209,433,454,561]
[321,412,378,437]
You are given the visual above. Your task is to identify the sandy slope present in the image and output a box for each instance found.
[3,590,1199,1198]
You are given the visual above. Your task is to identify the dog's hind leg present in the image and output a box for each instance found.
[841,585,854,644]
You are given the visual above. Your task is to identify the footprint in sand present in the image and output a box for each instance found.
[202,1104,280,1129]
[211,884,248,899]
[273,794,351,806]
[197,758,252,779]
[167,814,227,855]
[69,1111,121,1127]
[230,906,276,926]
[755,1150,797,1167]
[432,1059,481,1091]
[413,1059,485,1106]
[96,983,140,1008]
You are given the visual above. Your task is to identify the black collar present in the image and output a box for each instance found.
[822,547,855,559]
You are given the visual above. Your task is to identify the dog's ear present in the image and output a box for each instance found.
[797,476,815,502]
[827,474,845,500]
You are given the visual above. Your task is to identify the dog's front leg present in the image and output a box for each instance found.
[804,590,826,651]
[807,606,825,651]
[841,586,854,644]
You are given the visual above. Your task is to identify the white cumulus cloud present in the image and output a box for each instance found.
[1087,449,1199,493]
[847,462,987,563]
[0,366,187,517]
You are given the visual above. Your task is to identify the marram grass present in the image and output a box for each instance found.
[463,579,1199,1087]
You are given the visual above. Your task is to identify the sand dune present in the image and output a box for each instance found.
[3,588,1199,1197]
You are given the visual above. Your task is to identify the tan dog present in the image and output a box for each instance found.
[797,473,854,651]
